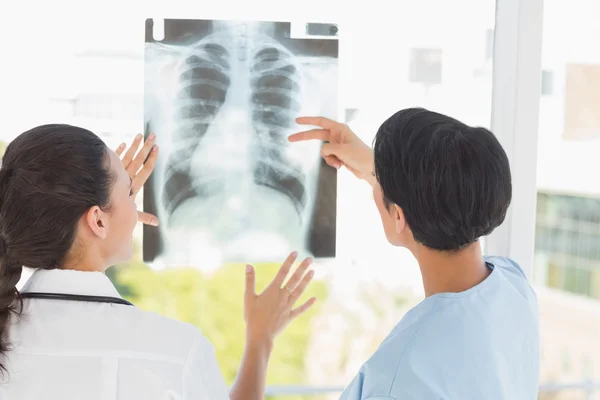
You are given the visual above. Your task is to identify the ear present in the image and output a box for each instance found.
[84,206,108,239]
[393,205,406,234]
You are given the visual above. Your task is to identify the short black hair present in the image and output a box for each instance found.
[373,108,511,251]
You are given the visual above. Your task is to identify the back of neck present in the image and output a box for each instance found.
[60,251,107,272]
[413,241,489,297]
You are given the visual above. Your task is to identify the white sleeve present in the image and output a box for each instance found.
[182,331,230,400]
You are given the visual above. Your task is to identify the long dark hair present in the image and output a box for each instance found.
[0,124,114,375]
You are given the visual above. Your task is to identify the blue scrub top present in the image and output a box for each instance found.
[339,256,540,400]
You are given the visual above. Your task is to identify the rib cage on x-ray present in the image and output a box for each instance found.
[162,36,307,223]
[249,44,306,216]
[162,41,232,217]
[144,20,338,265]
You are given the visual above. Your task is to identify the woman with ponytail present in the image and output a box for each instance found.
[0,125,316,400]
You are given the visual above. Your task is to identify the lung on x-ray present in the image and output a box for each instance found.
[143,19,338,266]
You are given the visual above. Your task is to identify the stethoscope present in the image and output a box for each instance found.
[20,292,134,306]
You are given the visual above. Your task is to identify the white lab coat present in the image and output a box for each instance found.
[1,269,230,400]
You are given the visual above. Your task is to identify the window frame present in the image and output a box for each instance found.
[484,0,544,280]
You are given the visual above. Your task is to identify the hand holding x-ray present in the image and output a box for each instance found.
[116,134,160,227]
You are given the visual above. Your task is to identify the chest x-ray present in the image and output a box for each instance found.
[143,19,338,267]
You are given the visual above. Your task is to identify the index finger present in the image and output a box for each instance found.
[296,116,339,129]
[121,134,143,168]
[115,143,126,157]
[137,211,159,226]
[270,251,298,288]
[288,129,331,143]
[127,134,156,176]
[131,145,159,195]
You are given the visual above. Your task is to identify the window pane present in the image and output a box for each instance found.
[535,0,600,397]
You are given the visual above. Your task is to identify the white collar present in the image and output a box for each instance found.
[20,269,122,299]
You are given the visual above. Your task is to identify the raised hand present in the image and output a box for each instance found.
[244,252,316,344]
[116,134,159,226]
[289,116,375,184]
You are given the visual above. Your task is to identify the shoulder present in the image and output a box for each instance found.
[484,255,529,280]
[484,255,538,304]
[109,305,210,362]
[106,307,228,397]
[121,306,198,338]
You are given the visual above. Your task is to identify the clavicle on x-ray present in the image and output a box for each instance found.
[143,19,338,267]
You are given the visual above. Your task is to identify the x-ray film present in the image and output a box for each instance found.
[143,19,338,266]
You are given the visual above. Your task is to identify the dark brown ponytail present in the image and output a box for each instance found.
[0,236,23,376]
[0,167,23,376]
[0,124,114,376]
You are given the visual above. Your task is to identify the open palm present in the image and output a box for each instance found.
[115,134,159,226]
